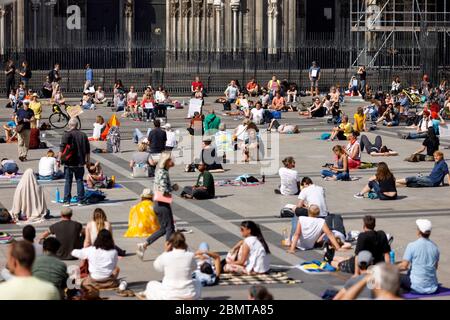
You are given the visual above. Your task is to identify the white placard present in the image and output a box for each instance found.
[352,79,358,87]
[311,69,318,78]
[187,98,203,118]
[144,102,154,109]
[439,124,450,137]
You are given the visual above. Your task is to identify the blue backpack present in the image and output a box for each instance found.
[271,111,282,119]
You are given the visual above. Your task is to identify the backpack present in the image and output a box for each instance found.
[84,190,106,204]
[60,133,76,164]
[324,214,346,236]
[106,126,120,153]
[280,205,296,218]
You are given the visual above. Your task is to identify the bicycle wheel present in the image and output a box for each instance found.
[49,112,69,129]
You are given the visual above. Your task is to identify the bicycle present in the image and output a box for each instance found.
[49,104,82,129]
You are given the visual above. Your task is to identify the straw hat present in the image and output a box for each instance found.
[140,188,153,199]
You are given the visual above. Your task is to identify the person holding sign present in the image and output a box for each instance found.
[309,61,321,96]
[141,92,155,122]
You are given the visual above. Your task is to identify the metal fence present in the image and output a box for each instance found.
[1,42,450,95]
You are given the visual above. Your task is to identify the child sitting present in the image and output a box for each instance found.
[89,116,106,141]
[3,116,17,142]
[6,89,18,110]
[86,161,107,188]
[82,90,95,110]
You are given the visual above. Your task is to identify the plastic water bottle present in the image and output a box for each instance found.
[55,188,60,203]
[389,250,396,264]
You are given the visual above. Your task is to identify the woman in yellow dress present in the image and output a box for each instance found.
[124,188,160,238]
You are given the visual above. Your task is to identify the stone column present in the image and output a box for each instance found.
[231,0,240,53]
[31,0,41,49]
[169,0,179,53]
[255,0,263,52]
[0,6,5,56]
[288,0,296,52]
[193,0,203,52]
[181,0,190,52]
[16,0,24,51]
[214,1,223,52]
[267,0,278,55]
[206,1,214,52]
[124,0,133,67]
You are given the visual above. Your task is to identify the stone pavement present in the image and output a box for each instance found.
[1,96,450,300]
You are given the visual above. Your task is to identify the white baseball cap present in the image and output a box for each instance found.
[416,219,432,233]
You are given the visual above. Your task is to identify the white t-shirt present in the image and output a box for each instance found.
[0,276,60,300]
[251,108,264,123]
[297,216,325,250]
[298,184,329,217]
[38,157,57,177]
[225,86,239,99]
[92,123,105,139]
[166,131,177,148]
[244,236,270,273]
[279,167,299,195]
[235,124,248,141]
[71,247,118,280]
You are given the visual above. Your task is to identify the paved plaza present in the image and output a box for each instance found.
[1,96,450,300]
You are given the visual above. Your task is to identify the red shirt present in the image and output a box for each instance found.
[192,81,204,92]
[246,82,257,91]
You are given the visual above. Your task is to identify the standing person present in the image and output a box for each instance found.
[0,241,60,300]
[5,59,15,98]
[48,63,61,95]
[267,75,281,101]
[15,100,35,162]
[18,61,31,89]
[309,61,321,96]
[398,219,440,294]
[136,153,179,259]
[224,80,240,104]
[59,118,90,206]
[358,66,367,99]
[84,64,93,91]
[29,93,42,128]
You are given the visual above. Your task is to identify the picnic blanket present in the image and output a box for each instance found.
[218,272,301,286]
[402,286,450,299]
[296,260,336,274]
[215,180,262,187]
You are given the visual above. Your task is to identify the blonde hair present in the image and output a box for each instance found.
[93,208,107,234]
[138,142,147,152]
[47,149,55,157]
[96,115,104,124]
[308,205,320,218]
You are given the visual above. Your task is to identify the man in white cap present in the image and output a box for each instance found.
[398,219,440,294]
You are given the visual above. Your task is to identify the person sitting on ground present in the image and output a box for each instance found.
[38,149,64,180]
[223,221,270,275]
[288,205,342,252]
[32,237,68,298]
[321,145,350,181]
[275,156,300,195]
[354,162,397,200]
[22,225,43,256]
[42,76,53,99]
[271,91,290,111]
[81,90,95,110]
[155,86,165,103]
[295,177,329,217]
[359,134,398,156]
[141,92,155,122]
[303,96,326,118]
[191,76,204,98]
[329,115,352,141]
[192,242,222,286]
[130,142,157,177]
[3,115,17,142]
[0,241,60,300]
[259,89,270,108]
[248,285,274,300]
[333,251,375,300]
[200,137,224,171]
[7,89,18,110]
[340,263,402,300]
[345,131,361,169]
[331,215,391,275]
[126,86,139,119]
[89,115,106,141]
[215,123,232,164]
[405,126,439,162]
[246,78,259,97]
[140,232,201,300]
[124,189,160,238]
[329,86,340,103]
[181,162,215,200]
[0,158,19,176]
[187,111,204,136]
[330,101,344,125]
[38,208,84,260]
[397,219,440,295]
[71,229,120,290]
[353,106,367,132]
[83,208,112,248]
[348,76,359,96]
[243,127,264,162]
[250,101,264,124]
[397,151,450,188]
[286,83,298,104]
[94,86,107,105]
[86,161,106,189]
[376,103,400,127]
[10,168,47,222]
[401,110,431,139]
[267,119,300,134]
[203,109,221,135]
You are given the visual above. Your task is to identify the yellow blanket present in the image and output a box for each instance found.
[123,200,160,238]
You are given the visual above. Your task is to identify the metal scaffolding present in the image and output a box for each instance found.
[349,0,450,77]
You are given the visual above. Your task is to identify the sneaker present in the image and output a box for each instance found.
[62,202,71,207]
[136,243,146,260]
[353,193,364,199]
[77,201,87,207]
[274,189,281,194]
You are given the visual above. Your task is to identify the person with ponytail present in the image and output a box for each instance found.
[223,221,270,274]
[84,208,112,248]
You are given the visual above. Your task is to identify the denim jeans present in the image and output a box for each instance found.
[321,169,350,181]
[63,166,85,203]
[368,180,397,200]
[145,202,175,245]
[132,128,152,144]
[405,176,434,188]
[39,171,64,180]
[407,132,428,139]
